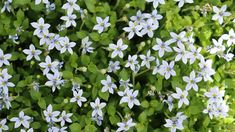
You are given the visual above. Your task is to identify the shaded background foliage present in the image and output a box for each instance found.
[0,0,235,131]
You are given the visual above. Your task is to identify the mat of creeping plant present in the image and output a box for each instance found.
[0,0,235,131]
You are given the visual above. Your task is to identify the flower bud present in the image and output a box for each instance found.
[100,69,107,74]
[64,98,68,103]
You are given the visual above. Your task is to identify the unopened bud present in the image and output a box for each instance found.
[100,69,107,74]
[77,67,87,72]
[125,3,130,8]
[36,75,41,79]
[122,16,128,22]
[87,85,92,89]
[64,99,68,103]
[147,40,151,44]
[84,9,88,15]
[30,61,35,65]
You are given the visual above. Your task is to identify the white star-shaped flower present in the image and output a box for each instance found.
[60,36,76,54]
[10,111,31,128]
[221,29,235,46]
[173,42,189,64]
[70,89,87,107]
[212,5,231,25]
[23,44,42,61]
[60,13,77,28]
[0,49,11,67]
[31,17,50,38]
[58,111,73,126]
[101,75,117,94]
[152,38,172,57]
[172,87,189,108]
[117,118,136,132]
[120,89,140,109]
[109,39,128,58]
[123,21,143,39]
[90,98,106,117]
[93,16,111,34]
[39,56,59,75]
[139,50,155,69]
[183,70,202,91]
[0,119,8,131]
[62,0,80,14]
[125,55,139,71]
[43,104,60,123]
[159,61,176,80]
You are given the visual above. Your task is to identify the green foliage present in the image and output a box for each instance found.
[0,0,235,132]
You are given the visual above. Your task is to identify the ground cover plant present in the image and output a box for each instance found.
[0,0,235,131]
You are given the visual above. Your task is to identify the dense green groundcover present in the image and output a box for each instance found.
[0,0,235,131]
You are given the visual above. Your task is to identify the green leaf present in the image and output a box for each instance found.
[107,105,116,116]
[203,117,210,127]
[136,0,146,10]
[81,55,90,66]
[141,100,149,108]
[13,0,31,6]
[31,122,41,129]
[109,115,120,125]
[150,100,159,107]
[38,98,46,109]
[69,53,78,68]
[85,0,96,13]
[69,123,81,132]
[84,125,97,132]
[30,90,41,101]
[138,111,147,123]
[119,69,129,80]
[14,9,25,27]
[98,91,109,101]
[77,31,88,39]
[63,70,73,79]
[16,80,27,88]
[88,63,98,73]
[89,32,100,42]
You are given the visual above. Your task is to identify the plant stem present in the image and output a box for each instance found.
[114,0,120,10]
[132,72,135,86]
[135,68,152,77]
[117,111,124,121]
[80,20,85,30]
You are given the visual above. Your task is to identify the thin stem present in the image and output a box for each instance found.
[135,68,152,77]
[132,72,135,86]
[117,111,124,121]
[114,0,120,10]
[80,20,85,30]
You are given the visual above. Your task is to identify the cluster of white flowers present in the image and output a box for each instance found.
[203,87,229,119]
[123,10,163,39]
[90,98,106,126]
[0,49,13,110]
[44,104,73,132]
[208,29,234,62]
[60,0,81,28]
[31,17,77,54]
[0,0,233,131]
